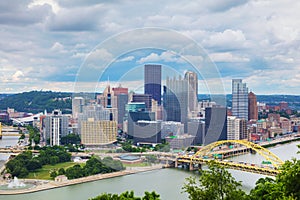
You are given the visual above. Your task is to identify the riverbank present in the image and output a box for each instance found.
[0,164,163,195]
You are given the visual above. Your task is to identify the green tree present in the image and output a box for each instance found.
[50,170,57,179]
[182,162,247,200]
[58,168,65,175]
[49,156,60,165]
[90,191,160,200]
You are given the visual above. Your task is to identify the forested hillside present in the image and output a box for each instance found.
[0,91,72,114]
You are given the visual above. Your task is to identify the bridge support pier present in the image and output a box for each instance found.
[189,163,194,171]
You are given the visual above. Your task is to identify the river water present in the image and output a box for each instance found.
[0,137,299,200]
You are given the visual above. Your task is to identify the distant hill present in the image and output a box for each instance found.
[198,94,300,110]
[0,91,72,114]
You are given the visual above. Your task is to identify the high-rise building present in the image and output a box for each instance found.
[227,116,241,140]
[188,119,205,145]
[132,94,152,111]
[97,84,115,108]
[204,107,227,145]
[112,84,128,96]
[43,110,69,146]
[116,94,128,126]
[232,79,248,119]
[184,71,198,112]
[80,119,117,146]
[239,118,247,139]
[248,91,258,121]
[72,97,85,119]
[133,120,162,144]
[144,64,162,105]
[163,76,188,131]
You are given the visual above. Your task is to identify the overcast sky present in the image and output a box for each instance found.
[0,0,299,94]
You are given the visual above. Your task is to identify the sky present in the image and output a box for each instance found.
[0,0,300,95]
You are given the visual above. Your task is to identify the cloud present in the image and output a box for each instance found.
[116,56,135,62]
[12,70,24,81]
[210,52,250,62]
[137,51,185,64]
[50,42,64,51]
[203,29,248,50]
[0,1,52,25]
[0,0,300,94]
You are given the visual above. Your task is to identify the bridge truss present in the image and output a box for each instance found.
[177,140,284,176]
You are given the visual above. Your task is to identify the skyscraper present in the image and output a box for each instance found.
[248,91,258,121]
[132,94,152,111]
[232,79,248,119]
[144,64,162,105]
[164,75,188,131]
[43,110,69,146]
[184,71,198,112]
[72,97,85,119]
[204,107,227,145]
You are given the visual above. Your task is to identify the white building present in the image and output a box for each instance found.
[44,110,69,146]
[227,116,241,140]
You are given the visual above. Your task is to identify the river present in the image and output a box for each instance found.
[0,137,299,200]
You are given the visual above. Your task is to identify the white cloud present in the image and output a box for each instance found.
[116,56,135,62]
[1,0,300,94]
[50,42,64,51]
[203,29,248,49]
[12,70,24,81]
[137,51,185,64]
[209,52,250,62]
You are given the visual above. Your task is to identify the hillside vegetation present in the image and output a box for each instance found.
[0,91,72,114]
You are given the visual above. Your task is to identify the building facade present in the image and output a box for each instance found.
[163,76,188,131]
[144,64,162,105]
[184,71,198,113]
[80,119,117,145]
[248,91,258,121]
[232,79,248,119]
[43,110,69,146]
[72,97,85,119]
[204,107,227,145]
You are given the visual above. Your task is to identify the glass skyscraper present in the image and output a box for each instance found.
[232,79,248,119]
[144,64,162,105]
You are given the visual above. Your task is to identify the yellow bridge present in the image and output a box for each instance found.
[176,140,284,176]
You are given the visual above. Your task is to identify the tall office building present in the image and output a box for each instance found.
[232,79,248,119]
[248,91,258,121]
[144,64,162,105]
[132,94,152,111]
[184,71,198,112]
[116,94,128,125]
[97,84,115,108]
[43,110,69,146]
[126,102,156,144]
[204,107,227,145]
[72,97,85,119]
[163,76,188,131]
[188,119,205,145]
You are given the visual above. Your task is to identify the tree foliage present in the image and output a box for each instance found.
[56,156,125,180]
[5,146,71,178]
[60,134,81,145]
[182,162,247,200]
[0,91,72,114]
[249,159,300,200]
[90,191,160,200]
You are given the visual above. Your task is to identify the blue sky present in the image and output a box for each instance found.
[0,0,300,94]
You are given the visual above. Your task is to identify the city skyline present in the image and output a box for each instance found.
[0,1,300,95]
